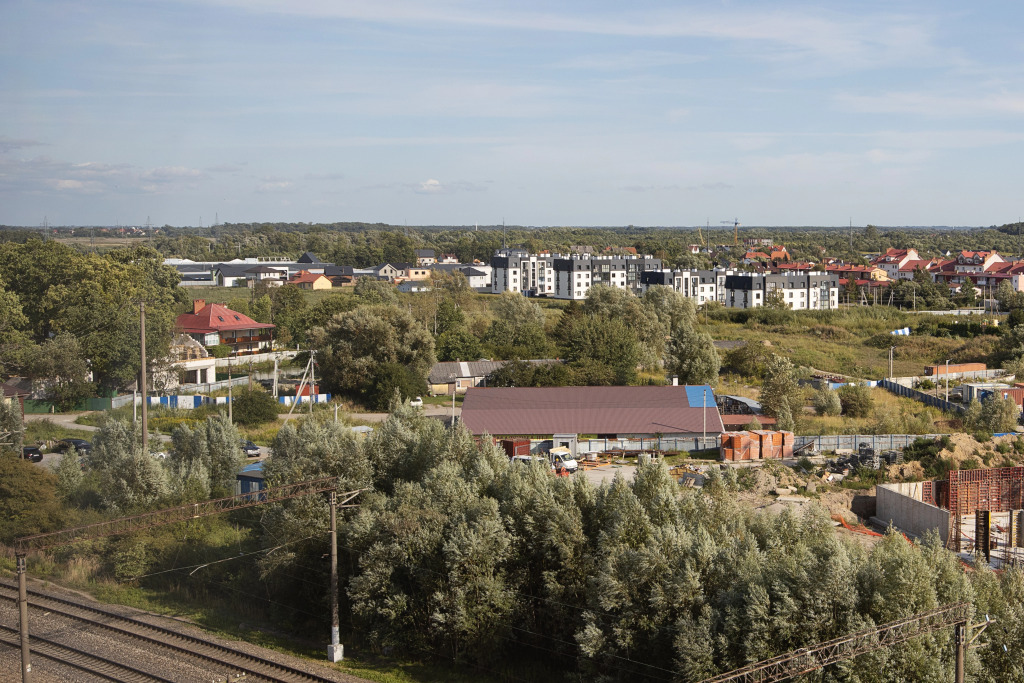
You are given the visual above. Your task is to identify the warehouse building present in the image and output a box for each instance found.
[460,385,723,457]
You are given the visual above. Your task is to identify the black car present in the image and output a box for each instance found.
[55,438,92,455]
[240,440,261,457]
[21,446,43,463]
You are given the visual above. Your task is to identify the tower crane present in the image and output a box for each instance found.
[721,218,740,245]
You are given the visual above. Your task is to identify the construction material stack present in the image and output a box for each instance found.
[719,430,790,461]
[500,438,531,458]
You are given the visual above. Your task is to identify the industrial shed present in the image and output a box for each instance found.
[460,385,724,442]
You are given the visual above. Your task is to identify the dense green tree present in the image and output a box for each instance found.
[434,298,466,338]
[231,387,279,426]
[0,399,23,455]
[759,354,801,419]
[250,294,273,323]
[170,413,245,497]
[269,284,308,345]
[642,285,696,335]
[313,305,435,404]
[582,285,665,368]
[956,276,979,308]
[88,419,167,513]
[563,314,642,384]
[354,276,399,306]
[367,363,427,410]
[435,327,482,362]
[775,396,796,431]
[0,453,63,543]
[812,385,843,416]
[484,293,552,359]
[665,325,720,386]
[980,394,1019,433]
[25,333,94,410]
[837,384,874,418]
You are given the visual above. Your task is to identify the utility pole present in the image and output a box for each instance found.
[954,622,966,683]
[140,302,148,451]
[227,357,233,424]
[309,351,316,415]
[889,346,895,379]
[17,554,30,683]
[327,491,343,662]
[946,359,951,403]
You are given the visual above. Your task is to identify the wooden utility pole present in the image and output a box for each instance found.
[17,554,30,682]
[140,302,148,451]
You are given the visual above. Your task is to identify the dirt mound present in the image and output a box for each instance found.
[938,433,1020,469]
[887,461,925,481]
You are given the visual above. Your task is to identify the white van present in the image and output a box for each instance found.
[547,447,578,474]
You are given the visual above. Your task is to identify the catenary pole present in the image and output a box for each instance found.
[140,301,148,451]
[327,491,343,661]
[18,554,31,683]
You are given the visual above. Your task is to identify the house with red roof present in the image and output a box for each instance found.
[871,247,920,279]
[176,300,274,357]
[825,264,889,281]
[290,270,332,290]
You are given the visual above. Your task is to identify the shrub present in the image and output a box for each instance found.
[812,386,842,416]
[837,384,874,418]
[208,344,232,358]
[231,387,279,426]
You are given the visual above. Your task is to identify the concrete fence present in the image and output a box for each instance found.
[879,379,966,414]
[791,433,946,453]
[277,394,332,406]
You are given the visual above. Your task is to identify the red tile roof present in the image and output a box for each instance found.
[460,386,724,436]
[290,270,329,284]
[176,303,274,333]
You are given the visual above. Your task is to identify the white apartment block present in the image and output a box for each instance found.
[491,250,661,299]
[641,269,839,310]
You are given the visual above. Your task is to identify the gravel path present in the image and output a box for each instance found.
[0,579,373,683]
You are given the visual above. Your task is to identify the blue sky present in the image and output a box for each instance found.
[1,1,1023,227]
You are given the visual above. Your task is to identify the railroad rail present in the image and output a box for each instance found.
[0,623,177,682]
[0,580,338,682]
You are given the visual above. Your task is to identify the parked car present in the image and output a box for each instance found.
[55,438,92,455]
[21,446,43,463]
[240,440,261,457]
[409,396,424,408]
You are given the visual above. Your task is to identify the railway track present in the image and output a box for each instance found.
[0,623,176,682]
[0,580,340,682]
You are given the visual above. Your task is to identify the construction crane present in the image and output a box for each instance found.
[721,218,740,245]
[697,220,708,249]
[701,602,985,683]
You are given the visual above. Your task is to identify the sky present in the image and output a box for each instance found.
[1,1,1023,228]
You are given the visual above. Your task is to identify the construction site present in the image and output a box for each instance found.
[876,466,1024,568]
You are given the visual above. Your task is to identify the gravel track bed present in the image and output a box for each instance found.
[0,579,371,683]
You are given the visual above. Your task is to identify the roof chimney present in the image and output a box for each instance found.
[671,375,679,386]
[193,299,205,314]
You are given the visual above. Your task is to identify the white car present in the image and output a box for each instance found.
[409,396,424,408]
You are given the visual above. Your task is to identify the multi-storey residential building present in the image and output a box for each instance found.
[724,272,837,310]
[491,249,661,299]
[642,269,838,310]
[640,269,729,305]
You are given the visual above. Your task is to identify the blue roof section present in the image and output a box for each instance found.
[684,385,716,408]
[239,461,264,475]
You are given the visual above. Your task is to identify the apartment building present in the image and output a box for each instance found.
[642,269,838,310]
[724,272,838,310]
[491,249,662,299]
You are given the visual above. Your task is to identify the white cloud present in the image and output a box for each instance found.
[256,180,294,193]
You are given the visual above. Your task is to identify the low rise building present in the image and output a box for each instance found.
[176,300,274,357]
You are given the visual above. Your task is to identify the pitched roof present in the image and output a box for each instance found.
[460,385,724,436]
[428,359,556,384]
[290,270,329,284]
[297,252,323,263]
[414,249,435,257]
[176,303,274,333]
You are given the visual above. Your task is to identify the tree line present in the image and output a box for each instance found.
[5,407,1022,681]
